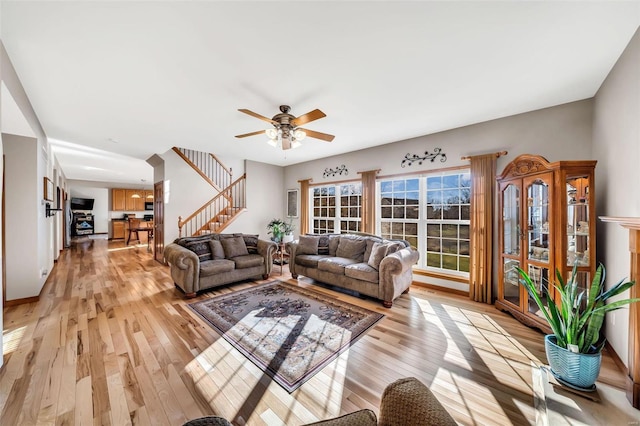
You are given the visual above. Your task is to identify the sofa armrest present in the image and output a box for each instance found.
[286,241,300,275]
[379,247,419,306]
[164,243,200,295]
[257,239,278,275]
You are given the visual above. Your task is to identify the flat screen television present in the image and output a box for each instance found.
[70,197,95,211]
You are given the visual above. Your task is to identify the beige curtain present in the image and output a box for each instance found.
[360,170,379,234]
[299,179,311,235]
[469,154,497,303]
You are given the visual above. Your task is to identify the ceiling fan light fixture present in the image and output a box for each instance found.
[291,140,302,149]
[266,139,278,148]
[293,129,306,141]
[266,128,278,139]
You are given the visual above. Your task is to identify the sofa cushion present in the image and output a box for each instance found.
[221,236,249,258]
[231,254,264,269]
[200,259,235,277]
[209,239,225,260]
[184,239,213,262]
[298,235,320,255]
[242,234,260,254]
[175,234,214,247]
[318,257,359,274]
[336,238,367,262]
[345,263,379,284]
[367,242,388,270]
[295,254,330,268]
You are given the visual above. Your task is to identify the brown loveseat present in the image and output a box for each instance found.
[164,233,277,297]
[287,234,419,307]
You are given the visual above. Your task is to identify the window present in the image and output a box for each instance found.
[377,170,471,275]
[380,178,419,249]
[312,183,362,234]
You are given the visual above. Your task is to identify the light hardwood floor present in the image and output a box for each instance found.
[0,238,628,425]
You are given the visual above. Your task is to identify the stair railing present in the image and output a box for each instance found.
[178,173,246,237]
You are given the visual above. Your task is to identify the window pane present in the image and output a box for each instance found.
[406,223,418,235]
[427,224,440,237]
[442,255,457,270]
[427,191,442,204]
[392,222,404,235]
[442,224,457,238]
[427,238,441,252]
[461,205,470,220]
[382,207,392,218]
[407,236,418,249]
[381,181,393,193]
[393,206,405,218]
[427,206,442,219]
[442,239,458,254]
[427,253,441,268]
[459,257,470,272]
[460,240,470,256]
[406,206,419,219]
[443,206,460,220]
[443,175,459,188]
[406,179,420,191]
[460,225,470,240]
[427,176,442,190]
[381,222,391,234]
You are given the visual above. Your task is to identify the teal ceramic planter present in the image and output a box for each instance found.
[545,334,602,389]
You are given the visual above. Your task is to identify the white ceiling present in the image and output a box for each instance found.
[2,1,639,183]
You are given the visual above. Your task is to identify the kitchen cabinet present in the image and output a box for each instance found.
[495,154,596,332]
[112,188,126,211]
[112,220,125,239]
[125,190,145,211]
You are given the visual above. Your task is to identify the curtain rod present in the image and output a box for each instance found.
[461,150,508,161]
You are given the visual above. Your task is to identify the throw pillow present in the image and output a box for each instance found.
[367,242,388,270]
[209,239,225,260]
[328,236,340,256]
[220,236,249,258]
[242,234,260,254]
[385,242,404,256]
[297,235,320,255]
[336,238,367,262]
[363,238,382,263]
[184,240,213,262]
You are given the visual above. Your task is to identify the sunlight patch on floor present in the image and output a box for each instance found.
[2,326,26,355]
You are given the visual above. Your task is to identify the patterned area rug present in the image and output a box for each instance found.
[189,281,384,392]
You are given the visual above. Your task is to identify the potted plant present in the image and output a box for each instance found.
[266,218,294,243]
[518,263,639,390]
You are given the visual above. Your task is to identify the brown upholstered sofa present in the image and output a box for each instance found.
[164,233,277,297]
[182,377,457,425]
[287,234,419,307]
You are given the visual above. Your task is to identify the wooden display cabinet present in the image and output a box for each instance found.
[496,154,596,332]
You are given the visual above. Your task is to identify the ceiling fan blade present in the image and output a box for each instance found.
[291,109,326,126]
[299,128,335,142]
[235,130,266,138]
[238,109,278,124]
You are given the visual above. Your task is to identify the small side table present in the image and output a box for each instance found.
[274,242,289,275]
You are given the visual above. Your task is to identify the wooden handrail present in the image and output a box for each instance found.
[210,153,232,177]
[178,173,246,233]
[172,147,221,191]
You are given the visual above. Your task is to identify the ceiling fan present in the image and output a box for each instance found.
[235,105,335,150]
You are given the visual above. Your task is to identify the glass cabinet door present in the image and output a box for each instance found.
[524,174,552,318]
[566,176,590,268]
[502,184,520,257]
[526,178,551,264]
[501,183,521,307]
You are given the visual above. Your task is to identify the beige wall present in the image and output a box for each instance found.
[593,27,640,367]
[284,99,594,290]
[225,160,284,240]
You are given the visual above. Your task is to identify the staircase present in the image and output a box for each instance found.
[173,147,246,237]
